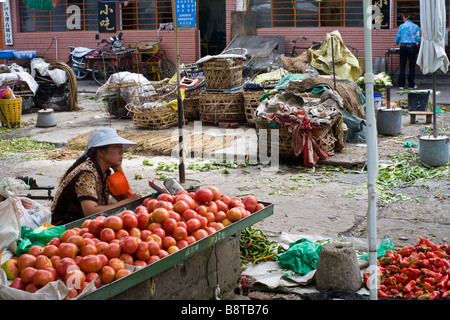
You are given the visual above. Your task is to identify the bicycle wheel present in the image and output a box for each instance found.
[92,60,116,85]
[158,56,175,80]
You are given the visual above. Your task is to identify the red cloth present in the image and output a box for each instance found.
[262,104,329,167]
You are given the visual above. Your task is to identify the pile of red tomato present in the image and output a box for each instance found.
[1,186,265,299]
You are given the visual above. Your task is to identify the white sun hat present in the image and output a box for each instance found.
[81,128,136,157]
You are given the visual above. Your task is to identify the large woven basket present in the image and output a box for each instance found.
[130,106,178,129]
[255,115,343,158]
[0,96,22,128]
[243,91,264,126]
[202,58,243,90]
[199,91,244,125]
[127,82,179,129]
[182,77,205,121]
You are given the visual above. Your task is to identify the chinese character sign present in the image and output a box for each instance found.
[372,0,390,29]
[176,0,197,27]
[98,1,116,33]
[3,0,13,45]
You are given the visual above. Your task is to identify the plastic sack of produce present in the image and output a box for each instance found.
[0,178,52,230]
[0,86,16,99]
[277,238,325,274]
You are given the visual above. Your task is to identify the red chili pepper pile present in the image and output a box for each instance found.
[364,237,450,300]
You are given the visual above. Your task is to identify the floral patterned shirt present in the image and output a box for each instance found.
[51,158,111,225]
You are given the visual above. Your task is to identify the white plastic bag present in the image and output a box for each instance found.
[0,178,52,229]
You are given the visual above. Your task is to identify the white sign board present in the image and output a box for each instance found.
[3,0,13,45]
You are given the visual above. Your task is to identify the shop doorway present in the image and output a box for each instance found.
[199,0,226,57]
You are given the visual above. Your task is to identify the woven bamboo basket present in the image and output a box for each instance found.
[202,58,243,90]
[0,96,22,128]
[182,78,205,121]
[127,82,179,129]
[255,115,343,158]
[199,91,244,125]
[243,91,264,126]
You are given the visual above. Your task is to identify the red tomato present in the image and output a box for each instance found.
[140,229,152,241]
[243,195,258,213]
[103,215,123,232]
[100,228,116,243]
[162,236,177,250]
[173,200,189,214]
[215,199,228,212]
[129,227,141,239]
[59,242,78,259]
[28,245,44,257]
[79,255,103,273]
[152,208,170,223]
[172,226,188,241]
[115,229,129,241]
[103,242,121,259]
[43,245,60,258]
[20,267,37,284]
[60,229,78,243]
[176,240,189,249]
[227,207,243,222]
[195,188,214,203]
[121,213,138,229]
[100,266,116,284]
[80,244,98,257]
[182,209,198,221]
[86,272,101,288]
[65,269,86,290]
[157,193,174,203]
[191,229,208,241]
[118,253,134,265]
[186,218,201,233]
[121,236,139,254]
[136,212,150,229]
[205,201,218,214]
[146,199,158,212]
[35,255,53,270]
[87,219,103,236]
[147,241,161,255]
[17,254,36,272]
[162,218,177,234]
[115,268,131,280]
[151,227,166,240]
[108,258,125,272]
[146,255,160,265]
[206,186,221,201]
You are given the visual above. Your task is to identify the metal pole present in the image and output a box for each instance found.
[331,35,336,90]
[432,73,437,137]
[171,0,186,183]
[363,0,379,300]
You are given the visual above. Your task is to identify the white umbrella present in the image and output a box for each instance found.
[417,0,449,137]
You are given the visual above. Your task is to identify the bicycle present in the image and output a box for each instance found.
[132,40,176,81]
[289,36,322,57]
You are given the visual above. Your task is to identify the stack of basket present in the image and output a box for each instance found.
[242,91,264,126]
[198,56,245,126]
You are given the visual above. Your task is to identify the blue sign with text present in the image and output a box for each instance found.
[176,0,196,27]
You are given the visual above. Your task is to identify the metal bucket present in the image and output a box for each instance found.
[36,108,56,127]
[376,107,402,136]
[419,135,449,167]
[408,92,430,111]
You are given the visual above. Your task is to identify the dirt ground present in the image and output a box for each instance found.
[0,95,449,252]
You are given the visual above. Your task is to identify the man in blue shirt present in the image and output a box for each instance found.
[395,14,421,89]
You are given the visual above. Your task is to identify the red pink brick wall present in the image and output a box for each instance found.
[3,0,402,66]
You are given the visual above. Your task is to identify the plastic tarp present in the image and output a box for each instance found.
[277,238,325,274]
[310,30,361,82]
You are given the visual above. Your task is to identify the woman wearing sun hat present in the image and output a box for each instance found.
[51,128,142,225]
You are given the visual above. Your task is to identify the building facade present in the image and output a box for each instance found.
[1,0,447,70]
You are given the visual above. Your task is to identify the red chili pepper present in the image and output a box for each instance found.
[436,274,448,289]
[404,268,421,281]
[383,276,397,286]
[404,280,416,293]
[387,265,402,273]
[378,290,392,299]
[385,250,395,258]
[421,268,443,280]
[409,260,424,269]
[441,259,450,268]
[399,257,411,267]
[423,281,436,292]
[442,290,450,298]
[428,290,441,300]
[427,251,438,259]
[422,259,431,268]
[378,257,392,266]
[394,273,408,285]
[410,290,424,299]
[433,250,448,259]
[398,245,414,257]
